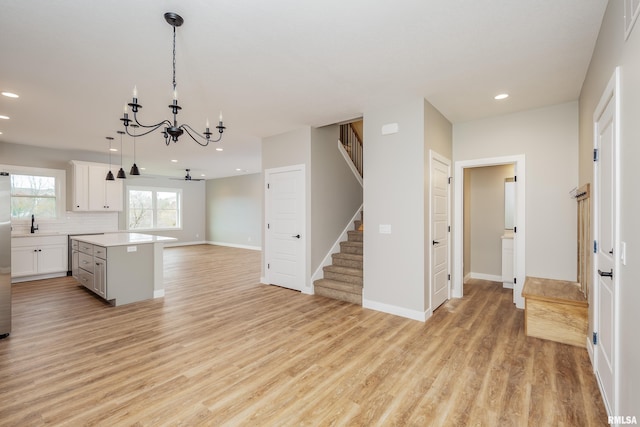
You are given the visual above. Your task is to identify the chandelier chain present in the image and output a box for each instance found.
[172,25,177,91]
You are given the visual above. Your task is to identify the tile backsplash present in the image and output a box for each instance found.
[12,211,119,235]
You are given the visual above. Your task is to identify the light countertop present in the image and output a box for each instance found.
[71,233,176,247]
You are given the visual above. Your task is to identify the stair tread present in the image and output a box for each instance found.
[323,265,362,276]
[340,240,363,247]
[314,278,363,293]
[332,253,363,260]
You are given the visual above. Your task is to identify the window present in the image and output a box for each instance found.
[1,165,65,221]
[127,186,181,230]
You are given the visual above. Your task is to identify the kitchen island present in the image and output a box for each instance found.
[71,233,176,306]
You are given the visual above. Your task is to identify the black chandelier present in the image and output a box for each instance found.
[120,12,226,146]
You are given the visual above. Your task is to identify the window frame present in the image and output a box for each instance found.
[1,164,66,223]
[125,185,182,231]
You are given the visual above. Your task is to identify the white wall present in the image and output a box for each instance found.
[454,102,579,281]
[205,173,262,249]
[579,0,640,415]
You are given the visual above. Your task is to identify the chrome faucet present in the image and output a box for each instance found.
[30,214,38,233]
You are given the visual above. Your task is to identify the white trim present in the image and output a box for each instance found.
[469,272,502,282]
[208,241,261,251]
[264,164,307,292]
[311,204,363,284]
[337,140,364,187]
[587,336,595,366]
[153,289,165,298]
[11,271,67,283]
[453,155,526,308]
[1,164,67,223]
[592,66,621,418]
[428,150,452,312]
[363,298,432,322]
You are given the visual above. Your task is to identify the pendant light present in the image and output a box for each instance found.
[130,124,140,175]
[105,136,115,181]
[116,130,126,179]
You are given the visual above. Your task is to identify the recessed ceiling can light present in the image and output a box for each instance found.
[216,148,223,151]
[171,159,178,163]
[494,93,509,100]
[110,148,118,152]
[1,92,19,98]
[0,115,9,120]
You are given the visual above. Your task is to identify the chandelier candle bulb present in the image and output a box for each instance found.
[117,12,226,146]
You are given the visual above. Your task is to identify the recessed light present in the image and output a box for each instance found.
[216,148,223,151]
[494,93,509,100]
[200,174,206,177]
[235,168,242,171]
[171,159,178,163]
[0,131,3,135]
[140,167,146,170]
[0,115,9,120]
[1,92,19,98]
[110,148,118,152]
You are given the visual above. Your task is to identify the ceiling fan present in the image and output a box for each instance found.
[171,169,205,181]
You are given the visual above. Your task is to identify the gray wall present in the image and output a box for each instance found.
[310,125,363,270]
[579,0,640,415]
[453,101,579,281]
[363,97,453,320]
[468,164,514,278]
[261,125,363,289]
[205,173,262,248]
[423,99,453,311]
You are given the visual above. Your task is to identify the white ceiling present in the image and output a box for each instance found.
[0,0,607,179]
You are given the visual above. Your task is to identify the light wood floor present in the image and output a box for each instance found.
[0,245,607,426]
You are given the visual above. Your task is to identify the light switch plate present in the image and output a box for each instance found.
[379,224,392,234]
[127,246,137,252]
[381,123,399,135]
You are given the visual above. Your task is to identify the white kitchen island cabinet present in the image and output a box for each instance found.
[71,233,175,306]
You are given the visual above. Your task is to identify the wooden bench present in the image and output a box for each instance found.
[522,276,588,348]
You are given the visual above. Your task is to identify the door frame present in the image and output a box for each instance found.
[592,67,621,417]
[429,150,451,311]
[264,164,307,292]
[453,155,526,308]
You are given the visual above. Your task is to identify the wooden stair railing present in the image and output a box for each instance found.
[339,123,363,177]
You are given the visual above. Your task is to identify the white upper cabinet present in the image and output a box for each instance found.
[69,161,124,212]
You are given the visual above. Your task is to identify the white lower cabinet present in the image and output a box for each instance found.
[11,235,68,279]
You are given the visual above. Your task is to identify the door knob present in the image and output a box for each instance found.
[432,240,440,245]
[598,269,613,278]
[292,234,301,239]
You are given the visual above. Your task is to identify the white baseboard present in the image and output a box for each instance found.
[363,298,432,322]
[311,204,363,283]
[502,282,514,289]
[469,272,503,282]
[208,241,262,251]
[12,271,67,283]
[153,289,165,298]
[164,240,207,248]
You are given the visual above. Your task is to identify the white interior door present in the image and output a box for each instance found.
[593,68,619,416]
[265,165,305,291]
[430,151,450,311]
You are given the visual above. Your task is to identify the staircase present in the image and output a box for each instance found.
[313,213,363,305]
